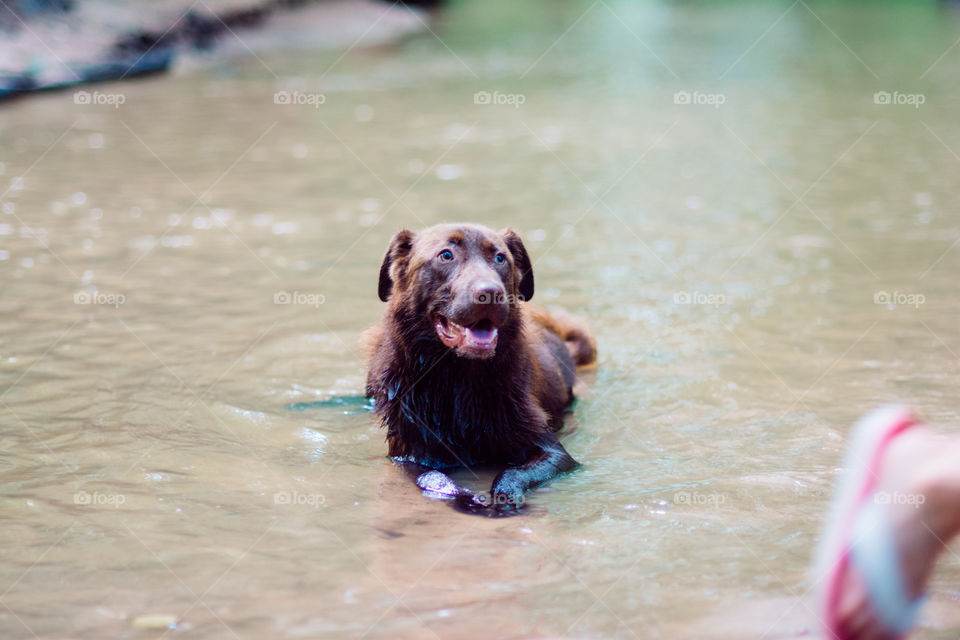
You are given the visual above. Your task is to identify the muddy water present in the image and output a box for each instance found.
[2,1,960,638]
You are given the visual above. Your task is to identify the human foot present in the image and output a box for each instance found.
[817,406,946,640]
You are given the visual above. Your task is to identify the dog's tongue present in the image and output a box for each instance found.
[464,325,497,347]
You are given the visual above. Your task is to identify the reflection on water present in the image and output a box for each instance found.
[286,395,372,413]
[2,0,960,638]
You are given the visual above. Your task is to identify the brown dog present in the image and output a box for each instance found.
[364,223,595,513]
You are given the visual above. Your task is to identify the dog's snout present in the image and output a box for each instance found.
[472,281,504,305]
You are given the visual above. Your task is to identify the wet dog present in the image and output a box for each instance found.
[364,223,595,513]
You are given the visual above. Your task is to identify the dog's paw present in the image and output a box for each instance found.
[489,475,527,514]
[416,470,459,498]
[490,492,526,515]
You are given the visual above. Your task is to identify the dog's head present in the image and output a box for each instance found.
[377,223,534,359]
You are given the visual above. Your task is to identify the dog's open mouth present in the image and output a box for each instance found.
[433,314,499,358]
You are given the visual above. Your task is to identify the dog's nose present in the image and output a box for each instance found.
[472,281,504,305]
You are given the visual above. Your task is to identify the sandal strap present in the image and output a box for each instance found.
[851,500,926,635]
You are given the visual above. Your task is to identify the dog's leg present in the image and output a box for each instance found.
[393,460,460,497]
[392,460,490,512]
[490,435,579,511]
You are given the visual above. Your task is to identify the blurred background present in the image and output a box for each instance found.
[1,1,959,638]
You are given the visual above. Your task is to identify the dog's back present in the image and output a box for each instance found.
[526,303,597,368]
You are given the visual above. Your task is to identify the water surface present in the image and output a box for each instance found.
[2,1,960,638]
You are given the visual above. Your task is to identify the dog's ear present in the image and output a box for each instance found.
[378,229,416,302]
[501,228,534,302]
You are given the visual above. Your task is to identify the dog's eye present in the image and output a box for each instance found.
[494,253,506,264]
[438,249,454,263]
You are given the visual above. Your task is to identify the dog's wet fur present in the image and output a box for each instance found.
[364,223,596,514]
